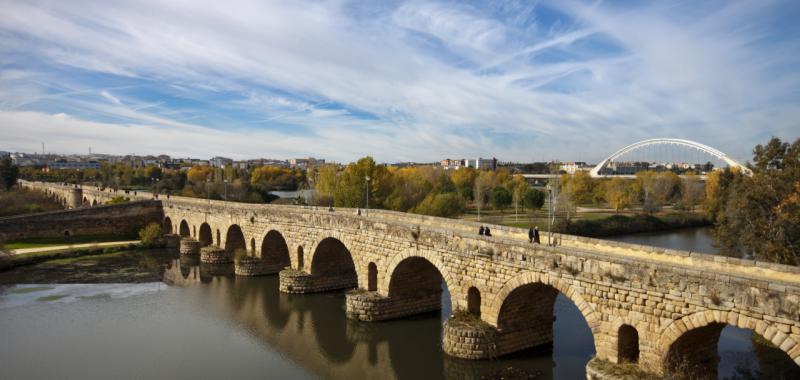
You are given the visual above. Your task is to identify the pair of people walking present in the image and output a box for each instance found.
[478,225,492,237]
[528,226,540,244]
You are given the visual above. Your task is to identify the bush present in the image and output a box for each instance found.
[106,196,129,205]
[138,223,163,248]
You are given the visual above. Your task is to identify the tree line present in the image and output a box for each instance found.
[311,157,545,217]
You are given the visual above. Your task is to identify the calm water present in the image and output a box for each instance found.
[0,227,796,379]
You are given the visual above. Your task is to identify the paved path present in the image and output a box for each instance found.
[8,241,140,255]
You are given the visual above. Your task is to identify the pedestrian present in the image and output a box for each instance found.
[479,225,485,235]
[534,226,541,244]
[528,227,534,243]
[356,208,361,216]
[485,227,492,237]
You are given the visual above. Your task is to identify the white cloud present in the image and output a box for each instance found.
[0,0,797,163]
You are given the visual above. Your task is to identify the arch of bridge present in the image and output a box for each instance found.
[485,271,600,334]
[657,310,800,368]
[307,229,363,280]
[379,247,457,304]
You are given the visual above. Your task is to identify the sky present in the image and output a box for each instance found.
[0,0,798,164]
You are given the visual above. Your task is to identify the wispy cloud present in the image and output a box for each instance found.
[0,0,797,163]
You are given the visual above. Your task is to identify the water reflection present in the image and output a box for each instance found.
[161,257,592,379]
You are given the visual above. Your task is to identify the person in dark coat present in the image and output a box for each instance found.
[479,225,485,235]
[534,226,541,244]
[484,227,492,237]
[528,227,534,243]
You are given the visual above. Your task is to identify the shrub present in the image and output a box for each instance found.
[106,196,129,205]
[138,223,163,248]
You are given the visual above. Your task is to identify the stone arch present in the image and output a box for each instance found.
[259,230,291,273]
[486,272,599,329]
[309,237,358,292]
[297,246,305,270]
[198,223,213,247]
[618,324,639,364]
[367,262,378,291]
[224,224,246,257]
[380,248,455,300]
[658,310,800,377]
[179,220,190,237]
[385,254,452,316]
[467,287,481,317]
[163,217,173,234]
[485,272,599,357]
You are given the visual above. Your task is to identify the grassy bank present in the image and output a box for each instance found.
[1,233,139,250]
[0,242,142,270]
[559,213,711,237]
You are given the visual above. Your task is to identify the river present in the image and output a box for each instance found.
[0,227,796,379]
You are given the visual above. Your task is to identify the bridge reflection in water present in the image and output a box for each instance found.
[162,257,595,379]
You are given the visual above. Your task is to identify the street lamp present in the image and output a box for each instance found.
[364,175,370,217]
[546,182,553,246]
[224,179,229,207]
[206,176,211,206]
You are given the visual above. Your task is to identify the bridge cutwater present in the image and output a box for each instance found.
[21,180,800,377]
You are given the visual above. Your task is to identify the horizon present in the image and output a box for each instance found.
[1,1,799,163]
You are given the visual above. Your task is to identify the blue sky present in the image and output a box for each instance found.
[0,0,798,163]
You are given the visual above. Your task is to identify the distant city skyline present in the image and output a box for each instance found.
[1,1,798,163]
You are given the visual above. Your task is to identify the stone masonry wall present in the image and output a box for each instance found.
[0,200,162,243]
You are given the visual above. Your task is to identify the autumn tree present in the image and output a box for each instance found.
[680,171,705,212]
[713,137,799,265]
[603,177,637,212]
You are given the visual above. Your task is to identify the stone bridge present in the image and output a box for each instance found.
[20,181,800,378]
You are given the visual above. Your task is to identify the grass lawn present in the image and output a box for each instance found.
[1,234,136,250]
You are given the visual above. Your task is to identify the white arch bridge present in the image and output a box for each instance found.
[589,138,752,178]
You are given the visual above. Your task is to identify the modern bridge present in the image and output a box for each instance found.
[589,138,752,178]
[21,181,800,378]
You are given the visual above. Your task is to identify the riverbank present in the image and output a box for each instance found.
[0,242,143,271]
[0,247,173,283]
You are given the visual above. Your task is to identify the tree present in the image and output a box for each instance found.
[138,223,163,248]
[680,172,705,212]
[0,157,19,190]
[489,186,512,212]
[509,175,529,219]
[636,171,679,213]
[523,188,545,210]
[712,137,799,265]
[603,177,637,212]
[414,192,464,217]
[561,171,595,205]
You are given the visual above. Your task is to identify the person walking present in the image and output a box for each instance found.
[528,227,534,243]
[484,227,492,237]
[479,225,485,235]
[534,226,541,244]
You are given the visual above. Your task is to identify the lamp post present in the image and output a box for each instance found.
[364,175,370,217]
[546,182,553,246]
[206,176,211,207]
[224,179,229,208]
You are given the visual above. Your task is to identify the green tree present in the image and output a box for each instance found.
[0,157,19,190]
[713,137,799,265]
[138,223,163,248]
[489,186,512,212]
[414,192,464,217]
[523,188,545,210]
